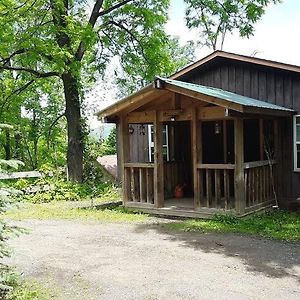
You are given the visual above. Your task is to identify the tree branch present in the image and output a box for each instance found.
[0,49,27,64]
[75,0,105,61]
[0,79,35,118]
[108,20,149,63]
[75,0,133,61]
[47,112,66,149]
[0,65,59,78]
[98,0,133,17]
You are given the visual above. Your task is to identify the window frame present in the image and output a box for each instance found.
[148,124,169,162]
[293,115,300,171]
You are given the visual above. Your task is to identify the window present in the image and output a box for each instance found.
[294,115,300,171]
[148,124,169,162]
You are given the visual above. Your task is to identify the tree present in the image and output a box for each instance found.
[185,0,281,50]
[100,127,117,156]
[0,124,23,298]
[0,0,193,182]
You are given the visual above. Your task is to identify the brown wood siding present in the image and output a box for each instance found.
[129,124,149,163]
[184,59,300,206]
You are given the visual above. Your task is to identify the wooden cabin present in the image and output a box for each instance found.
[96,51,300,218]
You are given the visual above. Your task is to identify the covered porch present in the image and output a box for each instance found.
[100,77,294,218]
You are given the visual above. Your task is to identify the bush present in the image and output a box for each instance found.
[12,173,119,204]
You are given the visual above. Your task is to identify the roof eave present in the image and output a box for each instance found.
[95,84,153,120]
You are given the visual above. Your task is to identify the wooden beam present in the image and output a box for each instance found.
[98,88,154,118]
[160,108,192,122]
[164,83,244,112]
[192,108,201,209]
[122,90,169,115]
[153,111,164,208]
[234,118,246,215]
[197,163,235,169]
[171,93,181,109]
[120,116,130,203]
[126,111,155,123]
[198,106,229,120]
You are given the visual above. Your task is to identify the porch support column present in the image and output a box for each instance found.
[192,108,201,209]
[234,118,246,215]
[119,116,130,203]
[153,111,164,208]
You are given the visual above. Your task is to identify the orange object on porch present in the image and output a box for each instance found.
[174,184,185,198]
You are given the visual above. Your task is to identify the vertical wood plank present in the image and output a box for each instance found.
[192,108,200,208]
[224,169,230,209]
[133,168,139,201]
[259,119,264,160]
[214,169,221,208]
[244,169,249,207]
[153,112,164,208]
[139,168,146,202]
[206,169,212,207]
[120,116,130,203]
[146,168,154,204]
[234,118,245,214]
[223,120,227,163]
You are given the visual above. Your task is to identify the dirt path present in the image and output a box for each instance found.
[7,220,300,300]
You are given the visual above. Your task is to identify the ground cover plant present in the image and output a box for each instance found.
[164,211,300,242]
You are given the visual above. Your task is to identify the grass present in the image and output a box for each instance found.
[5,201,148,223]
[164,211,300,242]
[5,199,300,241]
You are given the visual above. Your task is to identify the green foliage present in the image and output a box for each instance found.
[165,210,300,242]
[83,137,105,183]
[99,127,117,156]
[12,175,119,204]
[0,0,195,181]
[0,125,23,298]
[4,270,50,300]
[185,0,281,50]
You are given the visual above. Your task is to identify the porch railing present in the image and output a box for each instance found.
[124,163,154,204]
[197,164,235,210]
[244,160,276,208]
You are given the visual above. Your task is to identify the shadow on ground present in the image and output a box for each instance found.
[134,222,300,282]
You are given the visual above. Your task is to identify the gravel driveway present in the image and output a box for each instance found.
[7,220,300,300]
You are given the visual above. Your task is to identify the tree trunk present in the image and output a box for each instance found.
[62,72,84,182]
[4,129,11,160]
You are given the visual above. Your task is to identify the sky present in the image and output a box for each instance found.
[167,0,300,65]
[90,0,300,132]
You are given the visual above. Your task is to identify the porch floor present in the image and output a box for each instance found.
[164,197,195,210]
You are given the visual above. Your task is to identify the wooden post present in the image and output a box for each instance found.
[153,111,164,208]
[234,118,245,215]
[192,108,201,209]
[273,119,280,197]
[259,119,264,160]
[223,120,227,163]
[119,116,130,203]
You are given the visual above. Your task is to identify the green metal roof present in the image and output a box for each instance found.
[158,77,294,112]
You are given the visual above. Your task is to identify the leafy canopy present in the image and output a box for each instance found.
[185,0,281,50]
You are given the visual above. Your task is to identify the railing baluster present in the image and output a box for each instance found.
[224,169,229,209]
[206,169,212,207]
[139,168,146,202]
[214,169,221,208]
